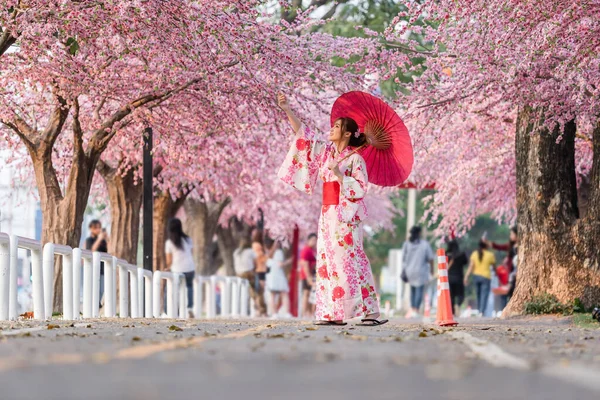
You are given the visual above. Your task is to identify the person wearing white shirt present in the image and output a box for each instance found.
[165,218,195,316]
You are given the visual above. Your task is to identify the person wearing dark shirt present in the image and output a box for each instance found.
[84,220,109,308]
[446,240,468,316]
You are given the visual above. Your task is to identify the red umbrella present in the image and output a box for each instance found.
[330,91,413,187]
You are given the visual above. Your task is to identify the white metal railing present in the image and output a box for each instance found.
[93,252,117,317]
[152,270,186,319]
[193,276,214,318]
[76,249,94,318]
[0,231,254,322]
[43,243,74,320]
[116,259,139,318]
[137,268,153,318]
[10,235,43,320]
[0,233,11,320]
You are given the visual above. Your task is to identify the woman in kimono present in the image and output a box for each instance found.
[277,93,387,326]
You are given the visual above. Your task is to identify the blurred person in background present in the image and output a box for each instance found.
[402,226,434,318]
[266,239,292,318]
[446,240,469,316]
[299,233,318,318]
[464,240,496,316]
[252,230,268,317]
[85,220,109,309]
[485,226,518,309]
[234,237,267,316]
[165,218,195,318]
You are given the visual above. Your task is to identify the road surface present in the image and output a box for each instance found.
[0,316,599,399]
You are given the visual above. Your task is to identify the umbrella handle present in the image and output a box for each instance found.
[336,143,367,165]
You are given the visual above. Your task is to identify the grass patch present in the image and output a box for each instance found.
[572,313,599,329]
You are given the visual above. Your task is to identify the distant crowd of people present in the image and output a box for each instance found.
[401,225,519,318]
[84,215,322,319]
[233,231,318,319]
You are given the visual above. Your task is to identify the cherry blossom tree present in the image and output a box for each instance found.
[1,0,404,309]
[386,0,600,312]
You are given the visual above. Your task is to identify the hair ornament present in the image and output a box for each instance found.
[354,129,360,138]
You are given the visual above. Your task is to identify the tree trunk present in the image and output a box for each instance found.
[29,133,99,312]
[504,108,600,316]
[98,163,143,264]
[216,217,253,276]
[152,191,189,272]
[184,197,231,276]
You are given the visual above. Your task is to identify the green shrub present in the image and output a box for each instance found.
[572,298,586,314]
[524,293,569,315]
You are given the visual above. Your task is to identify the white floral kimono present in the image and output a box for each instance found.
[278,124,379,321]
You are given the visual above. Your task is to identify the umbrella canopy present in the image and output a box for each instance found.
[331,91,413,187]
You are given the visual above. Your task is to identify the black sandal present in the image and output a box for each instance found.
[356,318,389,326]
[313,321,348,326]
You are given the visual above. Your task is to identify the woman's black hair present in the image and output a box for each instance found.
[446,240,459,256]
[336,117,367,147]
[167,218,189,250]
[409,226,422,243]
[478,240,488,262]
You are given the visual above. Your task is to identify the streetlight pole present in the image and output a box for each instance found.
[143,127,153,271]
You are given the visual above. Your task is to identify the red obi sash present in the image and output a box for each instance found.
[323,181,340,205]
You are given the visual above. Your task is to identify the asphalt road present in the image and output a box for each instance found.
[0,316,599,400]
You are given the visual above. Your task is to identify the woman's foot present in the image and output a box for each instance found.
[358,312,389,326]
[314,320,347,326]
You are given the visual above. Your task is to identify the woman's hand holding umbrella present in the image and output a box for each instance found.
[327,158,343,183]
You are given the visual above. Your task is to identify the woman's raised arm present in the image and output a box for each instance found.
[278,93,302,134]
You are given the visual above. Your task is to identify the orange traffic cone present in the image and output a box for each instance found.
[436,249,458,327]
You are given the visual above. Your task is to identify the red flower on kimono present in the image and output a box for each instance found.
[343,233,353,246]
[304,183,310,190]
[321,253,326,260]
[307,149,312,162]
[349,189,356,197]
[332,271,338,278]
[361,287,369,299]
[332,286,345,301]
[337,240,344,247]
[296,138,307,151]
[350,252,355,258]
[318,266,329,279]
[359,275,364,280]
[292,158,298,165]
[370,286,375,292]
[362,305,368,312]
[323,314,331,320]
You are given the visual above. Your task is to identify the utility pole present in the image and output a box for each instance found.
[143,127,153,271]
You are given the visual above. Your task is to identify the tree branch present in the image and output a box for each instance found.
[0,29,16,57]
[0,116,36,150]
[39,93,70,155]
[96,159,116,178]
[87,59,240,156]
